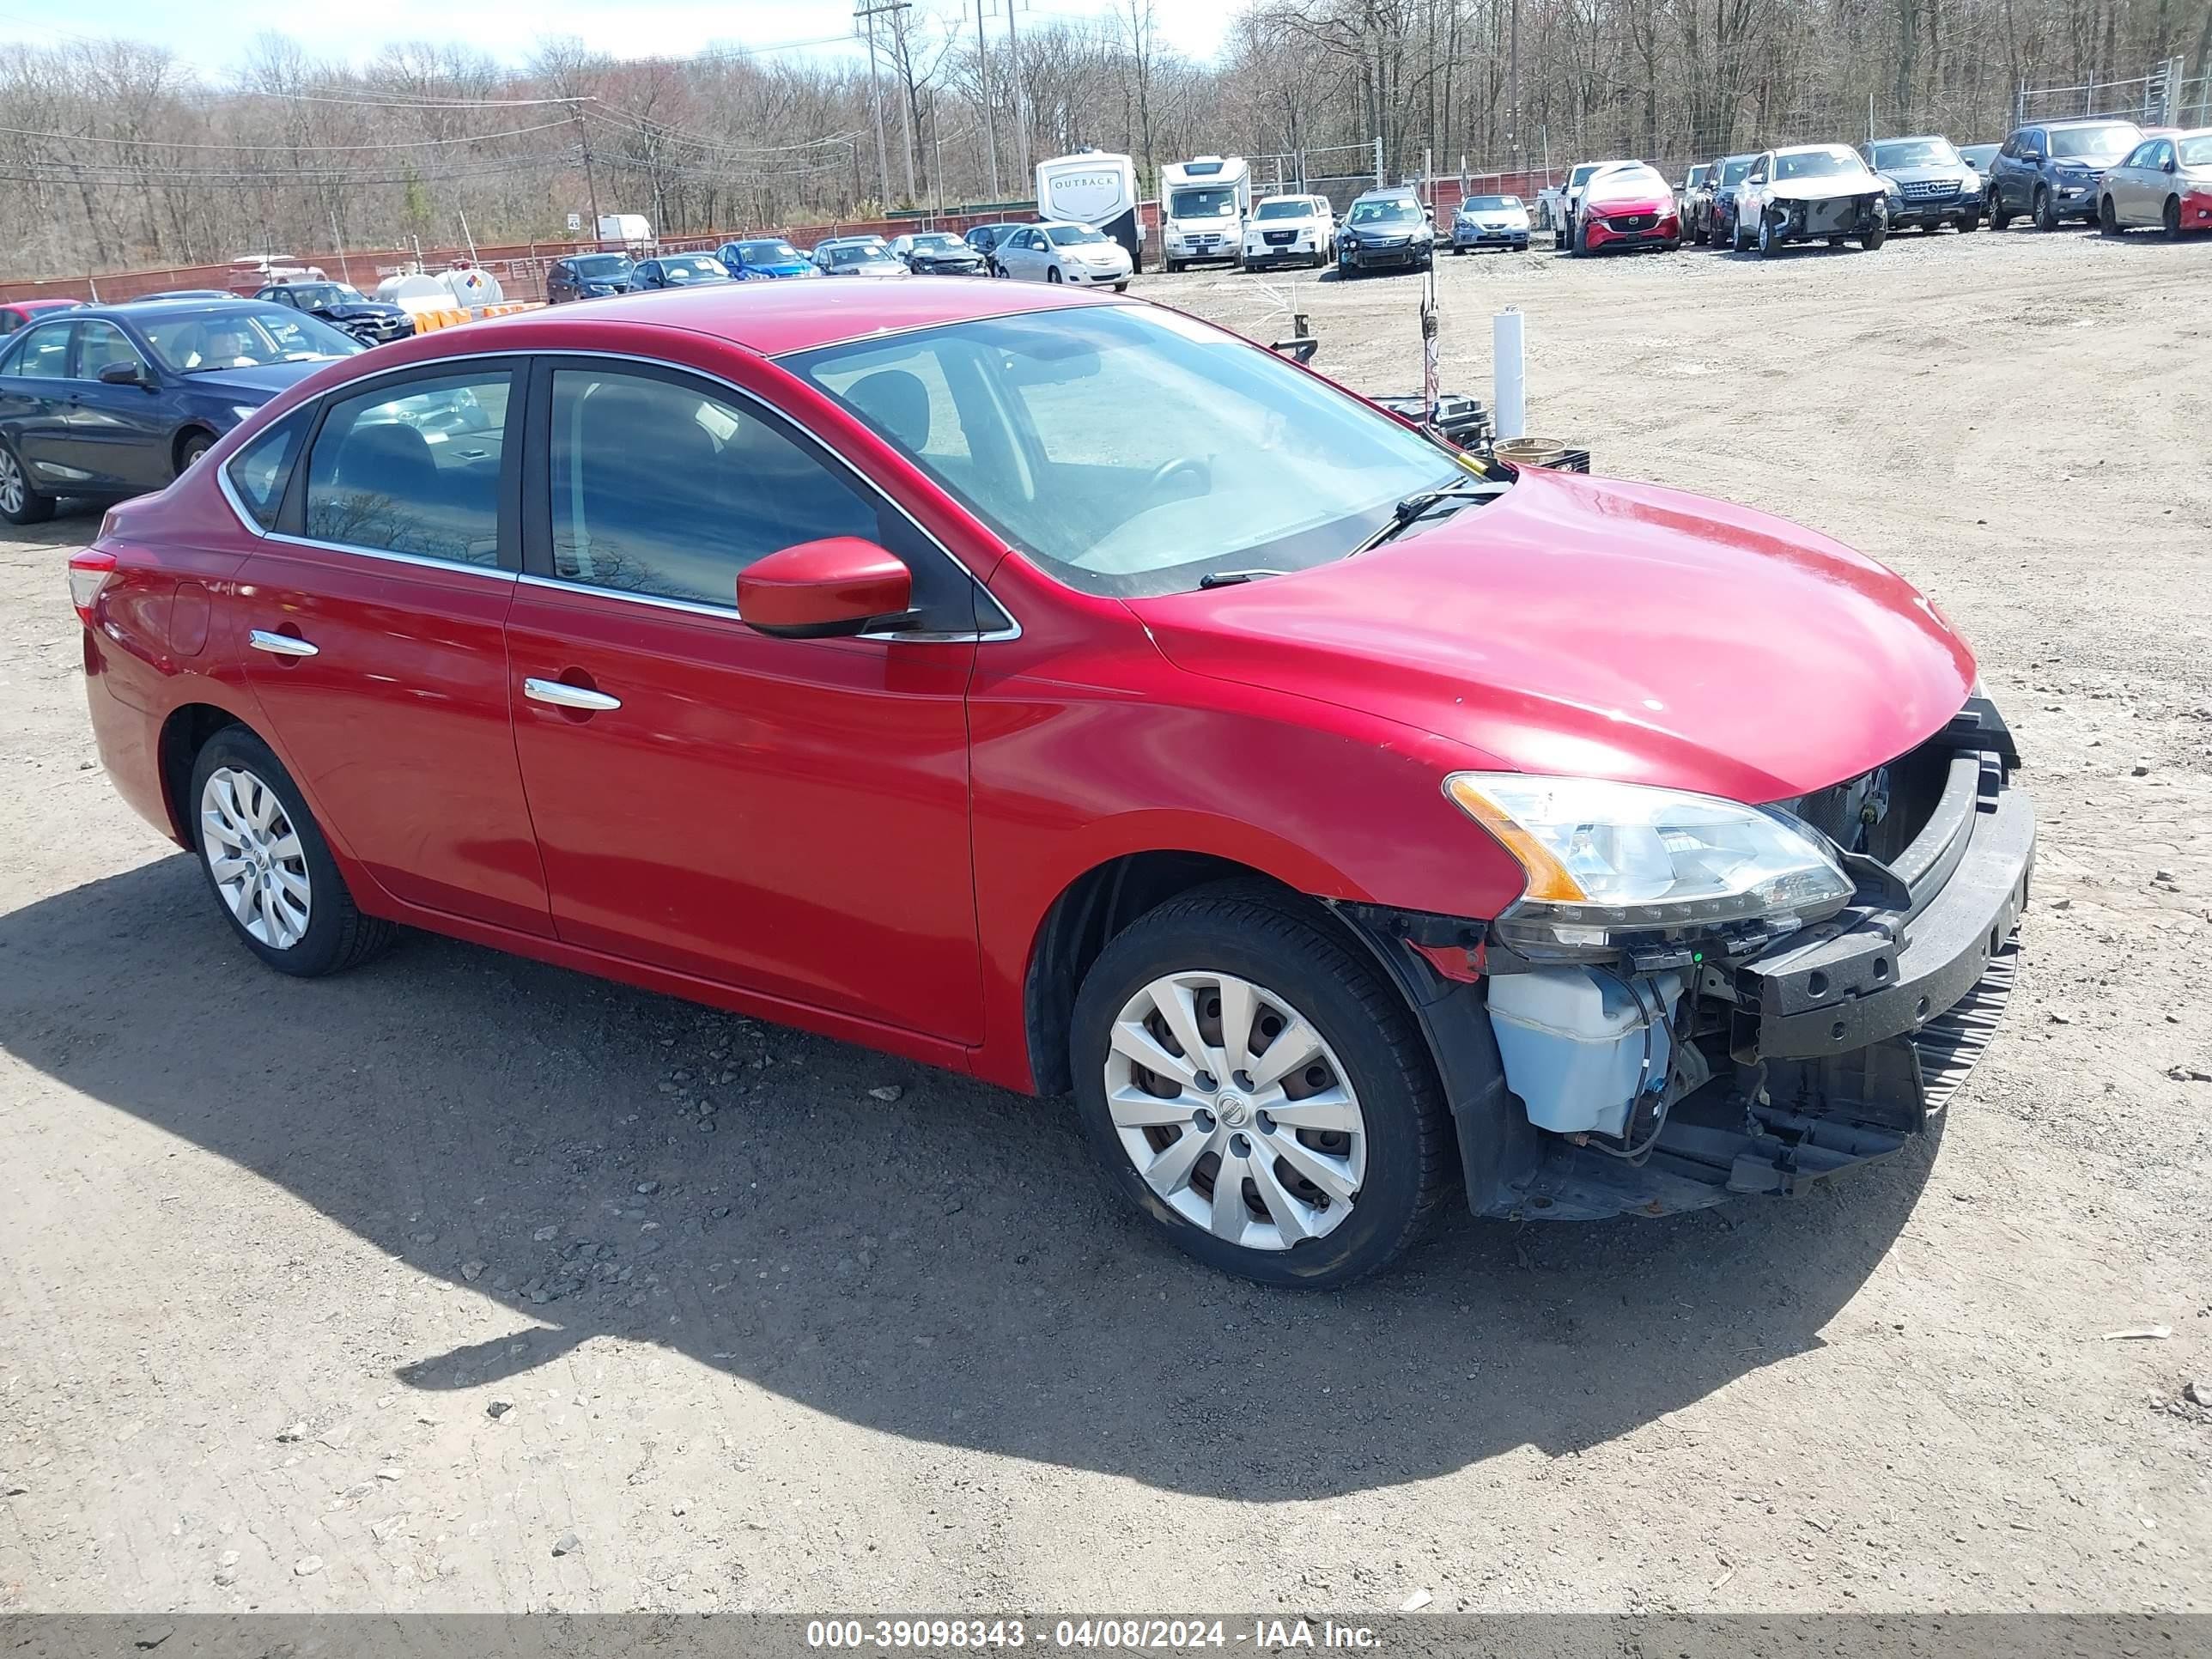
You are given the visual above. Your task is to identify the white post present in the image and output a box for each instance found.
[1493,308,1527,441]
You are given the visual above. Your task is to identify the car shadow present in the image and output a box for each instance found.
[0,856,1938,1500]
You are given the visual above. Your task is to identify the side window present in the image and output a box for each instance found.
[303,370,512,565]
[2154,141,2175,168]
[548,368,877,606]
[224,407,309,528]
[11,320,74,380]
[75,320,146,380]
[0,312,18,337]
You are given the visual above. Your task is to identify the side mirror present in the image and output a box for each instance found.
[98,361,149,387]
[2163,157,2178,173]
[738,538,916,640]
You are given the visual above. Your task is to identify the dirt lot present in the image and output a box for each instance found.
[2,223,2209,1617]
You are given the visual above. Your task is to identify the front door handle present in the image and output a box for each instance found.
[524,677,622,713]
[247,629,319,658]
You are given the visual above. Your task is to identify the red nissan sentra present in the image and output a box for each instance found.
[70,279,2033,1286]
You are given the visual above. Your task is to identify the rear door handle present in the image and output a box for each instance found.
[524,677,622,713]
[247,629,318,658]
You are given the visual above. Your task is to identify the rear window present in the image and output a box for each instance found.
[224,408,309,529]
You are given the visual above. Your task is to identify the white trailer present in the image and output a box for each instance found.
[1034,149,1143,272]
[1159,155,1251,270]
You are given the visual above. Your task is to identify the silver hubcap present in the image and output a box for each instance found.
[0,451,21,514]
[1103,971,1366,1251]
[200,766,312,949]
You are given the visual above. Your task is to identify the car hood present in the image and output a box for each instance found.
[311,303,405,321]
[179,359,347,399]
[1128,468,1975,803]
[1878,164,1975,185]
[1769,173,1885,201]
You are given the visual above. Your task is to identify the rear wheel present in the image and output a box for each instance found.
[189,726,395,978]
[2165,196,2184,240]
[1070,883,1449,1288]
[0,441,54,526]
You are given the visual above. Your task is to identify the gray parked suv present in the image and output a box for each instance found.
[1986,118,2143,229]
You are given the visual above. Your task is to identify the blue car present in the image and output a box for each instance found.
[719,237,820,280]
[0,298,361,524]
[629,253,734,292]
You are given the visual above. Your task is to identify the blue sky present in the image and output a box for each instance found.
[0,0,1231,76]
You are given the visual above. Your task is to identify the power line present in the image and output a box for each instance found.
[0,117,579,151]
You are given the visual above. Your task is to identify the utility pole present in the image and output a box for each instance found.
[975,0,1000,199]
[572,106,602,245]
[1508,0,1521,176]
[855,1,899,206]
[1006,0,1031,180]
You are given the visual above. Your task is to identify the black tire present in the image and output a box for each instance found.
[1757,213,1783,258]
[174,428,216,477]
[1571,219,1591,258]
[1826,234,1846,247]
[1859,223,1887,250]
[1453,243,1466,255]
[1165,258,1183,274]
[2099,196,2121,235]
[2033,185,2058,231]
[188,726,396,979]
[988,260,1006,279]
[1989,188,2012,230]
[1069,881,1451,1288]
[1957,213,1981,233]
[2165,197,2184,240]
[1112,280,1129,292]
[1045,266,1062,284]
[0,439,54,525]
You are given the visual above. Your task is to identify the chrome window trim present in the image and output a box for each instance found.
[516,572,1018,644]
[208,343,1019,640]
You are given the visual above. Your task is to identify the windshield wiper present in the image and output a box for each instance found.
[1352,482,1506,555]
[1196,568,1287,589]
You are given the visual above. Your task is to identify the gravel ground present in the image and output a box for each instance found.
[1,222,2208,1616]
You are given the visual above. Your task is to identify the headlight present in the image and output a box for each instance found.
[1444,772,1854,958]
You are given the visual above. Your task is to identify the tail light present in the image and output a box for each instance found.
[68,549,116,626]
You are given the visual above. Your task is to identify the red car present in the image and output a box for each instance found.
[0,296,84,337]
[70,280,2033,1286]
[1571,164,1683,254]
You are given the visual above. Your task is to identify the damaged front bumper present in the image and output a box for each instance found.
[1339,701,2034,1221]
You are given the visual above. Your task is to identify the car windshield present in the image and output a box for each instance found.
[1776,149,1865,179]
[1047,224,1109,246]
[1170,185,1240,218]
[1719,155,1754,184]
[828,246,884,266]
[785,305,1467,600]
[738,240,799,262]
[1592,167,1667,195]
[138,307,362,373]
[1872,138,1960,168]
[1464,195,1520,210]
[1348,198,1419,224]
[660,257,725,280]
[569,255,630,278]
[284,283,368,307]
[2051,124,2139,157]
[911,234,963,251]
[1254,199,1312,220]
[2180,135,2212,166]
[1569,164,1601,186]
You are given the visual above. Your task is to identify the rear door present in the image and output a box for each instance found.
[0,319,80,487]
[59,319,175,492]
[501,355,988,1041]
[234,359,551,936]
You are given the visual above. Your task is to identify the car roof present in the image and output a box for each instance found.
[79,298,282,319]
[2037,116,2141,129]
[446,276,1126,356]
[1869,134,1950,144]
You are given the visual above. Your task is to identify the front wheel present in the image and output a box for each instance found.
[1070,883,1449,1287]
[189,726,395,978]
[1045,266,1062,284]
[2033,185,2058,230]
[2100,196,2121,235]
[175,429,216,477]
[1757,213,1782,258]
[1989,188,2012,230]
[0,441,54,525]
[1956,213,1981,233]
[1859,222,1887,251]
[2165,197,2184,240]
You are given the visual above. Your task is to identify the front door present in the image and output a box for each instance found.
[234,361,551,936]
[503,357,986,1042]
[61,319,175,492]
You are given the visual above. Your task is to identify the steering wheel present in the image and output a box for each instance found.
[1144,456,1209,501]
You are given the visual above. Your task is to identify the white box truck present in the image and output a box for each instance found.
[1034,149,1143,272]
[596,213,653,247]
[1160,155,1251,270]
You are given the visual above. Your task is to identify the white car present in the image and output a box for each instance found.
[1450,191,1532,252]
[993,221,1133,289]
[1241,194,1336,270]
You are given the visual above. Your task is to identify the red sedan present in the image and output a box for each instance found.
[70,279,2033,1285]
[1571,163,1682,254]
[0,295,84,336]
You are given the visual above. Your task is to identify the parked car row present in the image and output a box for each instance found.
[1670,117,2209,256]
